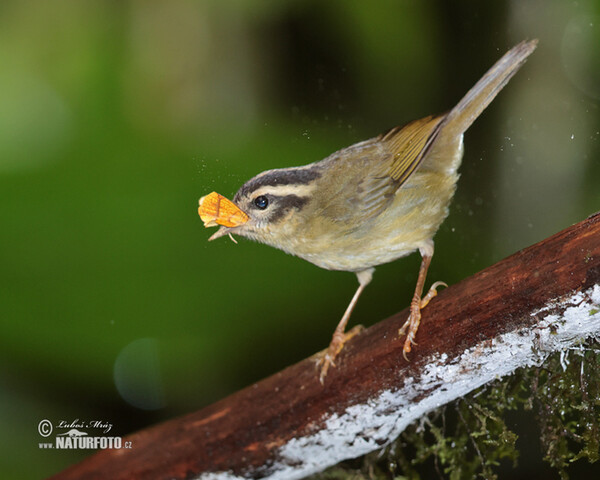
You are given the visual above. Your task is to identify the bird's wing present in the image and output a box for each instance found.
[382,115,445,183]
[355,114,445,221]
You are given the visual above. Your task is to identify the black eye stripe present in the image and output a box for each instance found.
[266,195,309,223]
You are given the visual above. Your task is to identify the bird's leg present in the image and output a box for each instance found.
[398,241,446,359]
[318,268,374,384]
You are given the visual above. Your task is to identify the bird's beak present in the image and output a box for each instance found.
[198,192,248,241]
[208,226,230,241]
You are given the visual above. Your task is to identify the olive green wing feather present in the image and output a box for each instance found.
[355,114,445,220]
[382,115,445,184]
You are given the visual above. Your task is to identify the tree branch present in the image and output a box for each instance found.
[52,212,600,480]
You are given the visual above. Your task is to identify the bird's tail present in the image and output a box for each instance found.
[441,39,538,139]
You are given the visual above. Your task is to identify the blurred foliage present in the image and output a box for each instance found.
[310,339,600,480]
[0,0,599,478]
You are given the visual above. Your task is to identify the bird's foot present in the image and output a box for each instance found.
[399,281,447,360]
[317,324,364,384]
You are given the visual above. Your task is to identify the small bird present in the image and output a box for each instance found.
[198,40,537,383]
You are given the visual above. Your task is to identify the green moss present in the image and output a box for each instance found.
[525,341,600,478]
[309,338,600,480]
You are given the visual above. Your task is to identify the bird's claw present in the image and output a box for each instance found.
[399,281,446,359]
[316,325,364,384]
[317,354,336,384]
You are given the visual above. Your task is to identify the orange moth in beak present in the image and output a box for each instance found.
[198,192,249,229]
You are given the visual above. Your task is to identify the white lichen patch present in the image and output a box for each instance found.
[200,285,600,480]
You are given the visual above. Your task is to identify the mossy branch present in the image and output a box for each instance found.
[52,212,600,480]
[312,338,600,480]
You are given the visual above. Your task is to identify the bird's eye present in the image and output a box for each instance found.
[254,195,269,210]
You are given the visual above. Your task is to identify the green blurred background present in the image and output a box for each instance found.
[1,0,599,478]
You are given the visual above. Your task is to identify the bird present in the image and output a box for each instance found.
[198,39,538,383]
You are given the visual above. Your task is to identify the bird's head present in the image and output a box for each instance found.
[199,165,322,250]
